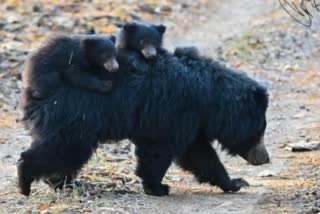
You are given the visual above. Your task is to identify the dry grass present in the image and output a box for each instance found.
[0,112,17,129]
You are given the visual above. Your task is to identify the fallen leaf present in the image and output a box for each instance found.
[97,24,118,33]
[38,204,50,212]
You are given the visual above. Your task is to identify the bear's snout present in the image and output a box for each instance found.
[241,138,270,166]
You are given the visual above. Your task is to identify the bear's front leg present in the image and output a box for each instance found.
[17,157,34,196]
[176,139,249,193]
[133,138,173,196]
[44,174,76,191]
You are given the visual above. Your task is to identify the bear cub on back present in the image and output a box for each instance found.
[117,22,166,72]
[22,34,119,100]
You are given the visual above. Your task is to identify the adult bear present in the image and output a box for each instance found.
[18,23,270,197]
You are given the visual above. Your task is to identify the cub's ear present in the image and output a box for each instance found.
[123,22,138,33]
[154,24,166,34]
[81,37,95,51]
[82,37,95,48]
[110,35,116,44]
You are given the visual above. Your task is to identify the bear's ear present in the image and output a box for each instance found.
[154,24,166,35]
[110,35,116,44]
[123,22,138,33]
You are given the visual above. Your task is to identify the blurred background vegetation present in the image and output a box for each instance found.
[0,0,210,79]
[0,1,320,213]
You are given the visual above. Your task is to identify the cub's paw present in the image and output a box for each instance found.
[99,81,113,93]
[93,80,113,94]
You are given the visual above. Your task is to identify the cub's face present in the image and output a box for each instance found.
[120,22,166,59]
[83,35,119,72]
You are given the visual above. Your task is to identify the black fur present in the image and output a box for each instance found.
[22,34,117,100]
[18,25,268,197]
[117,22,166,60]
[174,46,200,60]
[18,49,268,196]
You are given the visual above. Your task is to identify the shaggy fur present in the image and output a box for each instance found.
[18,24,268,197]
[18,48,268,196]
[22,34,117,101]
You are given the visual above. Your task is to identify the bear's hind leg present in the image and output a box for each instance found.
[17,142,56,196]
[134,138,173,196]
[43,139,97,191]
[176,138,249,193]
[17,136,96,196]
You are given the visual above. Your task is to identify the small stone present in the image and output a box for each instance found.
[181,3,189,9]
[129,12,141,21]
[139,4,156,14]
[292,112,306,119]
[5,5,15,11]
[299,105,306,110]
[17,200,24,205]
[285,141,320,152]
[32,5,42,12]
[299,132,306,138]
[161,5,172,12]
[258,170,276,177]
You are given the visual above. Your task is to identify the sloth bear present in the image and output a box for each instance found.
[22,34,119,100]
[18,23,270,197]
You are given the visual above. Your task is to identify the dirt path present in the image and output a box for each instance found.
[0,0,319,213]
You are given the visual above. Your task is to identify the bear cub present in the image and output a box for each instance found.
[117,22,166,72]
[22,34,119,100]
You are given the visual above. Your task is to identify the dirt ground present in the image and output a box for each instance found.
[0,0,319,213]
